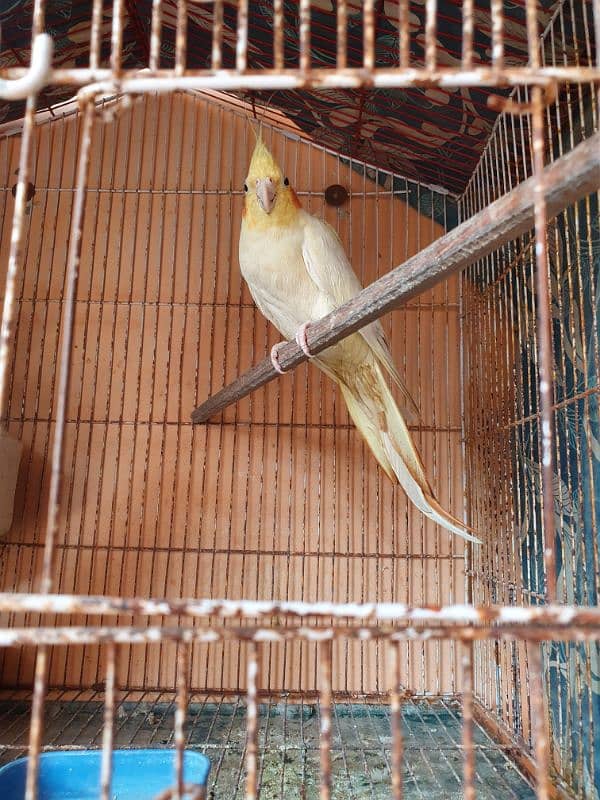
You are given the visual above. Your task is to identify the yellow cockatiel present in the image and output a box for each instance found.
[239,137,480,544]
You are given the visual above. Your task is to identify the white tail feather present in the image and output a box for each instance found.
[381,432,482,544]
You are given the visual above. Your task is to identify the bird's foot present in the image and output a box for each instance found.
[295,322,314,358]
[270,343,288,374]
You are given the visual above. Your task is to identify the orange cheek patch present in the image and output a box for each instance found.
[290,188,302,208]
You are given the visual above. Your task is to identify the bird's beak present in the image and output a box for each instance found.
[255,177,276,214]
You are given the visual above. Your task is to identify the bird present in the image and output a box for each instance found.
[238,135,481,544]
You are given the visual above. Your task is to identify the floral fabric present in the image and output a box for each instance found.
[0,0,560,194]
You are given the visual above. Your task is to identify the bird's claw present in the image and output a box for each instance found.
[271,324,313,375]
[295,322,313,358]
[270,343,288,374]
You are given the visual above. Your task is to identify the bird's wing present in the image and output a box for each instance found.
[301,214,420,423]
[246,280,304,341]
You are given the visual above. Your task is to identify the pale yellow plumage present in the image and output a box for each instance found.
[239,137,481,544]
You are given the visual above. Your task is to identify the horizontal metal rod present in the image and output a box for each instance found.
[1,66,599,92]
[0,34,53,101]
[1,592,599,627]
[191,131,600,424]
[1,623,600,647]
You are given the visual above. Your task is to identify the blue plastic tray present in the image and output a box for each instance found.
[0,749,211,799]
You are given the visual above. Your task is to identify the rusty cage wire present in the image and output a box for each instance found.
[0,1,599,799]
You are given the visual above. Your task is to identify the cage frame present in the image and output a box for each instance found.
[1,1,599,799]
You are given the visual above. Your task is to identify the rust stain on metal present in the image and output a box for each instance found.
[212,0,224,70]
[174,644,189,800]
[175,0,187,77]
[1,65,599,93]
[236,0,249,73]
[24,646,48,800]
[40,100,96,596]
[245,641,259,800]
[299,0,311,75]
[319,641,333,800]
[425,0,437,70]
[472,702,571,800]
[0,5,597,800]
[398,0,410,68]
[3,593,600,628]
[490,0,504,68]
[110,0,125,76]
[3,621,600,649]
[337,0,348,69]
[531,83,557,603]
[390,642,404,800]
[529,645,551,800]
[100,641,117,800]
[487,82,557,115]
[3,592,600,631]
[461,642,476,800]
[363,0,376,72]
[150,0,163,72]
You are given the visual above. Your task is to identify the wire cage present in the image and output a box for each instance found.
[0,1,598,799]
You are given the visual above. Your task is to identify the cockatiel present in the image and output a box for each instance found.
[239,137,480,544]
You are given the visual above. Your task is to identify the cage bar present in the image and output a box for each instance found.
[319,641,333,800]
[529,644,550,800]
[100,642,116,800]
[530,92,558,603]
[89,0,103,72]
[398,0,410,68]
[174,644,188,800]
[390,641,404,800]
[273,0,284,71]
[337,0,348,69]
[299,0,311,74]
[150,0,163,71]
[236,0,249,74]
[462,641,476,800]
[245,642,258,800]
[110,0,125,76]
[0,0,45,418]
[212,0,224,71]
[175,0,187,77]
[491,0,504,68]
[0,2,598,799]
[425,0,438,70]
[363,0,376,72]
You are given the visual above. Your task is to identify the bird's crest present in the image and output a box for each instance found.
[243,131,300,227]
[247,136,283,182]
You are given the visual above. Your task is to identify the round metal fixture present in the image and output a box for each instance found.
[11,180,35,201]
[324,184,349,207]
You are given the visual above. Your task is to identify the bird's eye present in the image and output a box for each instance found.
[243,183,248,192]
[284,177,289,186]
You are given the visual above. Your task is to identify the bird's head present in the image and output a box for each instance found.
[243,137,301,229]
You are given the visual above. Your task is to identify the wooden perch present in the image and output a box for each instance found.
[191,131,600,425]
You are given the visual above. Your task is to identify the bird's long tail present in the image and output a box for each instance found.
[335,360,481,544]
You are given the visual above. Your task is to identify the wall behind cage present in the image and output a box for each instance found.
[461,1,599,792]
[0,91,467,695]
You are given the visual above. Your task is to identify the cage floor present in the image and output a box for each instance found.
[0,692,535,799]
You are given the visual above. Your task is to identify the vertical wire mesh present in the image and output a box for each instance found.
[461,1,599,795]
[0,93,464,698]
[0,2,597,798]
